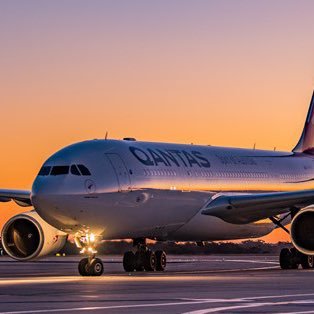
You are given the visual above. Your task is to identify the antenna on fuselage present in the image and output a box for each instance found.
[105,131,108,140]
[253,143,256,150]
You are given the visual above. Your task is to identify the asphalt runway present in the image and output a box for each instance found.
[0,255,314,313]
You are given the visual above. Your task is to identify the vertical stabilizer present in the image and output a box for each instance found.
[293,91,314,154]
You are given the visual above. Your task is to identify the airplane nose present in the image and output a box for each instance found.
[31,176,53,206]
[31,172,68,215]
[31,179,55,213]
[31,175,79,231]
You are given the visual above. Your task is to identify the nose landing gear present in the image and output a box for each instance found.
[123,238,167,272]
[75,233,104,276]
[78,256,104,276]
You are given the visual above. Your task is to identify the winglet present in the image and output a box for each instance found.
[293,91,314,154]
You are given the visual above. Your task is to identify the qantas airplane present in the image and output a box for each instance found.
[2,93,314,276]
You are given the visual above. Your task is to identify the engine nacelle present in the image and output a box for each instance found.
[1,211,67,261]
[291,205,314,255]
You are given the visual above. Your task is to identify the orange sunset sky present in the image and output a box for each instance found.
[1,1,314,242]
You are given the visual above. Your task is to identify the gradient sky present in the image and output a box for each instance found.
[1,0,314,242]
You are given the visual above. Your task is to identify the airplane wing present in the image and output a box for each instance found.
[201,189,314,224]
[0,189,32,207]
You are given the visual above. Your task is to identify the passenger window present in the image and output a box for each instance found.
[38,166,51,176]
[77,164,91,176]
[51,166,70,176]
[71,165,81,176]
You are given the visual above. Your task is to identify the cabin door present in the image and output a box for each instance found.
[105,153,131,191]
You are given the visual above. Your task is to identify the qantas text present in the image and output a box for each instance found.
[129,147,211,168]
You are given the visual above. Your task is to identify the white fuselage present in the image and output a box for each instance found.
[31,139,314,241]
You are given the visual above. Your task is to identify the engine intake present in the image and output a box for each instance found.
[291,206,314,255]
[1,211,67,261]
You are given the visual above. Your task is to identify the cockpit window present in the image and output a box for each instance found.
[39,164,90,176]
[50,166,70,176]
[70,165,81,176]
[38,166,51,176]
[77,164,91,176]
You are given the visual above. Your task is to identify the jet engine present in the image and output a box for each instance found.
[1,211,67,261]
[291,205,314,255]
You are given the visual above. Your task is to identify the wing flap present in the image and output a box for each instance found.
[201,189,314,224]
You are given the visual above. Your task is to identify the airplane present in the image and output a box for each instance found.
[2,92,314,276]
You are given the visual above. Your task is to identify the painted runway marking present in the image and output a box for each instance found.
[222,258,278,264]
[278,311,314,314]
[171,265,278,275]
[0,264,280,286]
[2,293,314,314]
[184,292,314,302]
[0,277,82,286]
[245,293,314,301]
[0,299,254,314]
[167,258,278,265]
[185,300,314,314]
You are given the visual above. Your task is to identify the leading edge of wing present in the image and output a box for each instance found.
[0,189,32,207]
[201,189,314,224]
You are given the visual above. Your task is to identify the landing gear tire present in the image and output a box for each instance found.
[290,248,300,269]
[135,251,145,272]
[144,250,156,271]
[123,239,166,272]
[123,251,136,272]
[78,257,104,276]
[155,250,167,271]
[89,258,104,276]
[78,257,89,276]
[309,256,314,268]
[280,248,299,269]
[300,254,314,269]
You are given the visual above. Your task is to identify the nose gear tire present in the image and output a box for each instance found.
[78,257,104,276]
[89,258,104,276]
[78,258,89,276]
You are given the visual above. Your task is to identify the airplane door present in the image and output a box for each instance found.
[105,153,131,191]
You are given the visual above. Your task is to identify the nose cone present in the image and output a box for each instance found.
[32,176,72,230]
[32,177,54,210]
[31,165,69,209]
[31,139,122,233]
[31,161,82,231]
[31,142,80,211]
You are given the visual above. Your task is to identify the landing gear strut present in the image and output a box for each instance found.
[123,238,167,272]
[75,233,104,276]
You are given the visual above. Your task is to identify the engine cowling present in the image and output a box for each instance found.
[291,205,314,255]
[1,211,67,261]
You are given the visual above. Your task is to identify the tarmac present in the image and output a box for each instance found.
[0,255,314,313]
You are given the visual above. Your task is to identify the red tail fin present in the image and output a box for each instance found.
[293,91,314,154]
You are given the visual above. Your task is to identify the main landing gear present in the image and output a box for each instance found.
[280,247,314,270]
[123,238,167,272]
[75,233,104,276]
[270,214,314,270]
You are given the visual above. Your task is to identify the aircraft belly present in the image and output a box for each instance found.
[41,190,213,239]
[168,210,275,241]
[97,189,212,239]
[37,189,275,241]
